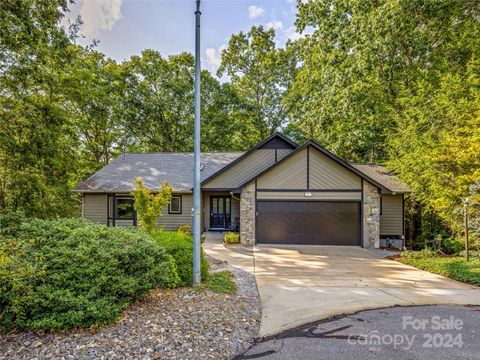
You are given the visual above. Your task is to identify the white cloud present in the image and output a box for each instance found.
[267,21,283,31]
[204,45,226,74]
[80,0,123,35]
[248,5,265,19]
[284,26,303,41]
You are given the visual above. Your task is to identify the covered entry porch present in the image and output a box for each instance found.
[202,191,240,232]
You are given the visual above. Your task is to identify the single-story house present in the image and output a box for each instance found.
[74,133,409,248]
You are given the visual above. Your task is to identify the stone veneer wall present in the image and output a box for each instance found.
[363,180,381,248]
[240,181,256,246]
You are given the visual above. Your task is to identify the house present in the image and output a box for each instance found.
[74,133,409,248]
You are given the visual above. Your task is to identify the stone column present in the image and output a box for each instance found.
[240,181,256,246]
[363,181,380,248]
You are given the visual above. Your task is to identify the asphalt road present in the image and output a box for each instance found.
[233,305,480,360]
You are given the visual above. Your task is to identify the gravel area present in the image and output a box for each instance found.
[0,259,261,360]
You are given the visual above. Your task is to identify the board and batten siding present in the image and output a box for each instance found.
[380,195,404,236]
[257,149,307,189]
[257,146,361,191]
[309,149,361,189]
[203,149,277,189]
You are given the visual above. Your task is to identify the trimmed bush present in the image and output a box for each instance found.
[223,232,240,245]
[152,231,209,286]
[0,218,179,332]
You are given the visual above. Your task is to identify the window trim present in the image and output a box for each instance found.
[115,196,135,220]
[168,195,182,214]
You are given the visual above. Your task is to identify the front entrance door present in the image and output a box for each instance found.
[210,196,231,229]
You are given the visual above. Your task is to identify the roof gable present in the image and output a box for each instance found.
[238,140,395,193]
[200,132,298,186]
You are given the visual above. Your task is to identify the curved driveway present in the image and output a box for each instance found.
[204,234,480,337]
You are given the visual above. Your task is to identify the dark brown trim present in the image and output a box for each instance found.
[254,178,258,245]
[112,194,116,226]
[168,194,183,214]
[307,146,310,190]
[402,194,405,236]
[256,199,361,203]
[107,194,110,227]
[380,196,383,215]
[360,180,364,247]
[201,132,299,185]
[256,189,362,193]
[201,187,236,192]
[274,148,278,162]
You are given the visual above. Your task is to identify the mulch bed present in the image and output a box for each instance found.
[0,261,261,360]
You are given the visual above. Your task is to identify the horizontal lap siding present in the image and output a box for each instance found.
[381,195,403,236]
[257,191,361,201]
[84,194,108,225]
[203,149,276,189]
[157,194,193,231]
[85,193,193,231]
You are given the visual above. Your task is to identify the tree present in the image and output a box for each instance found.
[63,47,124,178]
[0,0,80,217]
[120,50,242,152]
[292,0,480,240]
[218,26,299,147]
[131,177,172,234]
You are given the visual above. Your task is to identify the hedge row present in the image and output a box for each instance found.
[0,215,208,332]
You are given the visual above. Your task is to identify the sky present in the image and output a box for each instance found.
[64,0,302,75]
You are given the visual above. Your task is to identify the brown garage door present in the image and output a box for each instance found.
[256,201,361,246]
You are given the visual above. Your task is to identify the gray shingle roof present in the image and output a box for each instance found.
[74,152,409,194]
[353,164,410,193]
[74,152,244,193]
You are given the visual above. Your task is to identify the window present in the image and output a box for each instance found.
[115,197,135,219]
[169,195,182,214]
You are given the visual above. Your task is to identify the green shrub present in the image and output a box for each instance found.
[177,224,191,235]
[152,231,209,286]
[223,232,240,245]
[0,212,26,237]
[0,218,179,332]
[442,238,464,255]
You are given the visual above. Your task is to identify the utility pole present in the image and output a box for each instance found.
[192,0,202,285]
[464,198,469,262]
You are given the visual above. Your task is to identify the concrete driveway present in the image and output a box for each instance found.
[203,234,480,338]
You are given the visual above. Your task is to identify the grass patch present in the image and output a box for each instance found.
[398,251,480,286]
[194,271,236,295]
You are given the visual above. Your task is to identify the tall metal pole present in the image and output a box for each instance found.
[193,0,202,285]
